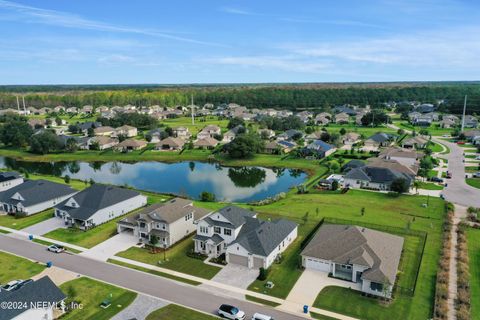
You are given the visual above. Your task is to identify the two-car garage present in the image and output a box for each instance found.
[227,253,266,269]
[228,253,249,267]
[303,256,332,272]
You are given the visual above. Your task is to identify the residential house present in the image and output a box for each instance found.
[81,105,94,114]
[302,140,336,158]
[463,115,478,128]
[93,126,115,136]
[197,125,221,139]
[117,197,211,248]
[333,105,357,116]
[222,125,245,143]
[296,111,313,123]
[440,117,457,129]
[53,105,65,113]
[379,147,423,170]
[194,206,297,269]
[342,132,361,146]
[0,180,77,216]
[341,159,365,173]
[415,103,435,113]
[27,119,47,129]
[88,136,119,150]
[0,276,66,320]
[315,112,332,125]
[277,129,303,141]
[193,137,219,149]
[146,128,165,143]
[55,184,147,230]
[335,112,350,124]
[114,139,147,152]
[258,128,275,139]
[366,158,418,177]
[355,113,365,125]
[173,127,191,140]
[155,137,185,151]
[66,107,78,113]
[263,141,281,154]
[401,136,428,149]
[363,133,394,150]
[57,135,89,149]
[114,125,138,138]
[344,166,413,191]
[77,121,102,134]
[276,140,297,153]
[0,171,24,192]
[301,224,403,298]
[464,130,480,144]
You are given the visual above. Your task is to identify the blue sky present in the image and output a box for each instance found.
[0,0,479,84]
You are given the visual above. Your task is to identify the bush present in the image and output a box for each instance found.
[199,191,216,202]
[258,267,269,281]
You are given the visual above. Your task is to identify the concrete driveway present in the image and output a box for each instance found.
[201,263,259,299]
[111,294,169,320]
[80,233,138,261]
[286,269,361,307]
[22,217,66,235]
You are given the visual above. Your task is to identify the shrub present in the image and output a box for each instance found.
[258,267,269,281]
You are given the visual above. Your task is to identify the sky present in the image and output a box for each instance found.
[0,0,479,84]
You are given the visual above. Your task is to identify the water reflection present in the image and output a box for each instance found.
[0,157,306,203]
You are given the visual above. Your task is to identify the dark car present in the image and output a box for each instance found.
[429,177,444,183]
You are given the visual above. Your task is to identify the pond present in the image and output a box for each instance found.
[0,157,307,203]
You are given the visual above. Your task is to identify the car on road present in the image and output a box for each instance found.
[218,304,246,319]
[457,141,465,145]
[252,313,274,320]
[442,134,450,138]
[446,172,452,179]
[1,280,22,292]
[429,177,444,183]
[47,244,65,253]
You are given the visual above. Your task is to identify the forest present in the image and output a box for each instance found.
[0,82,479,114]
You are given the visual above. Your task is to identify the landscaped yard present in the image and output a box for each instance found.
[392,121,453,136]
[115,236,221,279]
[416,181,444,190]
[146,304,217,320]
[59,277,136,320]
[0,250,45,283]
[467,178,480,189]
[467,227,480,320]
[0,208,54,230]
[247,190,445,320]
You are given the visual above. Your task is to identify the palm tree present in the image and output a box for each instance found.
[413,180,420,194]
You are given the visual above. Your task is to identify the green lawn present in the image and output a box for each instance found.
[467,178,480,189]
[245,295,281,307]
[0,250,45,283]
[392,121,453,136]
[247,190,444,320]
[0,208,54,230]
[59,277,137,320]
[416,181,444,190]
[321,123,397,137]
[467,227,480,320]
[146,304,217,320]
[115,236,221,279]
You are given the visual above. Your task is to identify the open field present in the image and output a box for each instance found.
[59,277,137,320]
[146,304,218,320]
[320,123,397,137]
[392,121,453,136]
[116,235,222,280]
[0,250,45,283]
[467,227,480,320]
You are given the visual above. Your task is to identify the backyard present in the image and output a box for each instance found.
[59,277,137,320]
[0,250,45,283]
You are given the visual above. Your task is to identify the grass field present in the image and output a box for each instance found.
[392,121,453,136]
[466,178,480,189]
[416,181,444,190]
[467,227,480,320]
[146,304,217,320]
[0,208,54,230]
[320,123,396,137]
[60,277,137,320]
[115,235,221,280]
[0,250,45,283]
[247,190,444,320]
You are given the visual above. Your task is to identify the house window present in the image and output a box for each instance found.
[370,282,383,292]
[214,226,221,234]
[185,212,193,221]
[223,228,231,236]
[200,226,208,234]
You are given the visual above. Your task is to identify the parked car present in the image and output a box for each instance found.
[1,280,22,292]
[47,244,65,253]
[252,313,274,320]
[442,134,450,138]
[16,279,33,290]
[429,177,444,183]
[446,172,452,179]
[457,141,465,145]
[218,304,246,320]
[473,172,480,178]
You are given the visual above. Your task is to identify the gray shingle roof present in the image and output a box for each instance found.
[0,171,21,182]
[0,276,66,320]
[232,217,297,257]
[345,166,412,185]
[0,179,76,207]
[55,184,141,221]
[367,132,392,143]
[216,206,257,228]
[301,224,404,284]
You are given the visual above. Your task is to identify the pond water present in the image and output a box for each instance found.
[0,157,307,203]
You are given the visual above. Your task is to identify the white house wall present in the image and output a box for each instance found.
[22,192,77,216]
[0,177,23,192]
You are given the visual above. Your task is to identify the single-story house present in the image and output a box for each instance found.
[55,184,147,230]
[93,126,115,136]
[57,135,89,149]
[88,136,119,150]
[379,147,423,169]
[335,112,350,124]
[315,112,331,125]
[114,125,138,137]
[117,197,211,248]
[342,132,361,145]
[197,125,221,139]
[401,136,428,150]
[302,140,336,158]
[222,125,245,143]
[0,180,77,216]
[366,158,418,177]
[155,137,185,151]
[193,137,219,149]
[463,115,478,128]
[114,139,147,152]
[0,276,66,320]
[344,166,413,191]
[301,224,404,298]
[364,133,394,149]
[277,129,303,141]
[0,171,24,192]
[76,121,102,134]
[341,159,365,173]
[147,128,166,143]
[258,128,275,139]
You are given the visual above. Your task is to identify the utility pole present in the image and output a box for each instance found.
[461,95,467,132]
[22,96,26,115]
[16,96,20,114]
[190,94,195,125]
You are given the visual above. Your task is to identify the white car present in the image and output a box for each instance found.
[47,244,65,253]
[1,280,22,292]
[475,156,480,160]
[252,313,275,320]
[218,304,246,319]
[473,172,480,178]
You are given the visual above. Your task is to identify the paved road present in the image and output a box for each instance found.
[433,137,479,207]
[0,234,306,320]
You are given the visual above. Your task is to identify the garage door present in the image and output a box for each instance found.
[305,258,331,272]
[253,257,264,269]
[228,254,249,267]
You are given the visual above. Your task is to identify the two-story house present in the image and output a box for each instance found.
[117,197,211,248]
